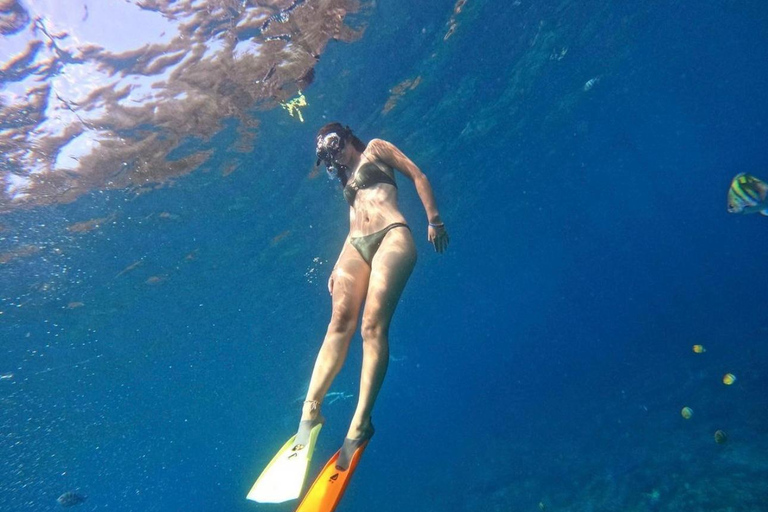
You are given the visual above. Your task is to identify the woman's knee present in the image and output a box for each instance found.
[327,305,358,336]
[360,318,388,345]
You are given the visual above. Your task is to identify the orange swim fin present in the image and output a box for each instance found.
[294,438,369,512]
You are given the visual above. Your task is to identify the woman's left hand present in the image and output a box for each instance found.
[428,224,450,253]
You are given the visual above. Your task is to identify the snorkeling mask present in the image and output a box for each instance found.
[315,132,346,168]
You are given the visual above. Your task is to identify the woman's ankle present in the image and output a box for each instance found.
[346,416,374,440]
[301,399,321,421]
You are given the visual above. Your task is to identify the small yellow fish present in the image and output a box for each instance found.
[722,373,736,385]
[681,406,693,419]
[727,173,768,214]
[714,429,727,444]
[280,92,307,122]
[583,76,601,92]
[692,344,706,354]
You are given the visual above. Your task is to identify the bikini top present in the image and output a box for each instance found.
[343,155,397,206]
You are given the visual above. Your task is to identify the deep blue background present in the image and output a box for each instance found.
[1,0,767,510]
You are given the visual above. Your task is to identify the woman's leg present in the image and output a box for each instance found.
[301,243,370,423]
[347,227,416,439]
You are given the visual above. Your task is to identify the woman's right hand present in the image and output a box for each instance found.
[428,223,450,253]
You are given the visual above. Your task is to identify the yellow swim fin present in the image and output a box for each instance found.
[246,419,323,503]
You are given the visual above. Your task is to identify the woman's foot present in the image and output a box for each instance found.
[293,414,324,451]
[294,400,323,451]
[336,419,374,471]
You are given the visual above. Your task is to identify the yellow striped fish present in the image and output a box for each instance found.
[727,173,768,215]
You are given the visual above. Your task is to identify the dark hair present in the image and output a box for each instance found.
[316,123,366,187]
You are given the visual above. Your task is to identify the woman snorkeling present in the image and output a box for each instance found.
[248,123,448,510]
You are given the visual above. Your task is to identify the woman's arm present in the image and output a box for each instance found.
[368,138,449,252]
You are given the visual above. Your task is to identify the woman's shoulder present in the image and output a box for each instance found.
[364,139,397,164]
[362,139,395,173]
[365,138,392,154]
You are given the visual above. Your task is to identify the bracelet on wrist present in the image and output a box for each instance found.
[428,222,445,228]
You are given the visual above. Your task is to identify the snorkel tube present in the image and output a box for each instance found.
[316,130,349,185]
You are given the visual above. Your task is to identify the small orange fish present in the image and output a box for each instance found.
[115,260,143,278]
[222,163,239,176]
[67,214,115,233]
[0,245,40,264]
[270,230,291,246]
[681,407,693,419]
[722,373,737,385]
[692,344,706,353]
[145,275,166,285]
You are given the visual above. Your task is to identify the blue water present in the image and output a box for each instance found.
[2,0,768,510]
